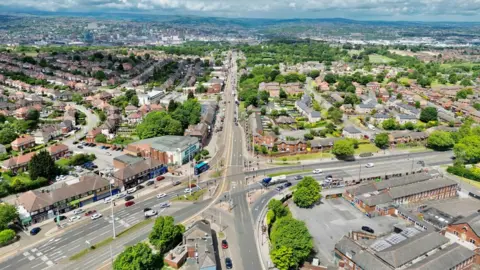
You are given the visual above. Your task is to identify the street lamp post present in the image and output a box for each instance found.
[109,178,116,239]
[358,161,362,181]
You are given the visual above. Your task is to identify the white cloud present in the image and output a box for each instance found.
[1,0,480,20]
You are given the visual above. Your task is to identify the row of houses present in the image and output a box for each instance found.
[2,144,69,172]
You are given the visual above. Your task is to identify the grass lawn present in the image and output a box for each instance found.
[399,77,412,85]
[395,145,432,153]
[369,54,395,64]
[239,101,246,114]
[173,189,207,201]
[274,152,334,162]
[457,176,480,189]
[355,144,379,154]
[56,158,70,167]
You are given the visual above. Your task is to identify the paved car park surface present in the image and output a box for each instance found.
[290,198,400,265]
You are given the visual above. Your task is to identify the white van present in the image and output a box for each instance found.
[127,187,138,194]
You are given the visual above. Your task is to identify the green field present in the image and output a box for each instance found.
[274,152,334,162]
[355,144,379,154]
[369,54,395,64]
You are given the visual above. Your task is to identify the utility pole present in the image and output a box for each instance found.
[358,162,362,181]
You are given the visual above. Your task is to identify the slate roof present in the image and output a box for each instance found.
[389,178,456,199]
[450,212,480,237]
[343,125,362,134]
[113,158,163,181]
[406,243,474,270]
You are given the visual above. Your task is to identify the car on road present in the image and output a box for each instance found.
[125,201,135,207]
[172,180,181,186]
[85,210,97,216]
[325,175,333,181]
[225,257,233,269]
[125,195,135,201]
[365,163,374,168]
[91,213,102,220]
[143,208,152,212]
[283,182,292,188]
[116,193,126,199]
[30,227,41,235]
[312,169,323,174]
[276,185,285,191]
[127,187,137,194]
[160,202,170,208]
[156,176,165,181]
[293,175,302,180]
[52,215,67,222]
[73,209,84,215]
[144,210,157,218]
[137,184,144,190]
[362,226,374,233]
[104,197,113,204]
[73,141,78,145]
[184,188,193,193]
[77,145,83,149]
[69,215,81,222]
[145,180,154,186]
[106,152,111,156]
[222,240,228,249]
[157,193,167,199]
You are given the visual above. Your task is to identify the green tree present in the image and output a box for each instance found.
[130,95,139,107]
[460,78,473,87]
[293,176,321,208]
[268,199,289,221]
[279,89,287,99]
[187,91,195,100]
[270,217,313,266]
[420,107,438,123]
[26,109,40,122]
[94,70,106,81]
[344,94,360,106]
[0,204,18,230]
[98,111,107,122]
[382,118,398,130]
[454,135,480,164]
[308,70,320,79]
[396,93,403,99]
[148,216,185,254]
[95,134,107,143]
[327,107,343,124]
[456,88,473,99]
[0,129,17,145]
[0,229,16,245]
[271,246,296,270]
[136,111,183,139]
[332,139,355,158]
[415,101,421,109]
[113,242,163,270]
[168,99,178,113]
[427,131,455,150]
[374,133,390,149]
[172,99,202,129]
[72,93,83,104]
[28,151,57,180]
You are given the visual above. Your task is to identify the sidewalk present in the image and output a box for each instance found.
[255,202,273,270]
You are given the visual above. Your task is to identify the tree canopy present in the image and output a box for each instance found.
[28,151,57,180]
[0,204,18,231]
[136,111,183,139]
[420,107,438,123]
[270,246,296,270]
[332,139,355,158]
[148,216,185,254]
[113,243,163,270]
[374,133,390,149]
[293,177,322,208]
[427,131,455,151]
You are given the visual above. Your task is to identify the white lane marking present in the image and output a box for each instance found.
[46,260,54,266]
[31,248,38,252]
[71,230,84,237]
[30,261,44,269]
[23,252,31,257]
[36,252,43,257]
[41,255,49,262]
[0,264,11,270]
[67,245,80,252]
[54,256,66,262]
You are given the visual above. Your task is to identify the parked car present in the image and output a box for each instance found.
[312,169,323,174]
[156,176,165,181]
[125,195,135,201]
[69,215,81,222]
[104,197,113,204]
[73,208,84,215]
[225,257,233,269]
[52,215,67,222]
[77,146,83,149]
[172,181,181,186]
[143,208,152,212]
[184,188,192,193]
[116,193,126,199]
[283,182,292,188]
[91,213,103,220]
[145,180,154,186]
[156,193,167,199]
[276,186,285,191]
[30,227,41,235]
[362,226,374,234]
[127,187,137,194]
[137,185,144,190]
[125,201,135,207]
[222,240,228,249]
[293,175,302,180]
[85,210,97,216]
[365,163,375,168]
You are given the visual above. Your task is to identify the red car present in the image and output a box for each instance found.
[85,210,97,216]
[222,240,228,249]
[156,176,165,181]
[125,201,135,207]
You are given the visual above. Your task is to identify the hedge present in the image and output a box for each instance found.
[0,229,16,246]
[447,165,480,181]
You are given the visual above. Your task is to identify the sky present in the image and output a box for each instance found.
[1,0,480,21]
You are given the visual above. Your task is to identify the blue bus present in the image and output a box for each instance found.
[194,162,209,176]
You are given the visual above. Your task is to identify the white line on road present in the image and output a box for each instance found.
[54,256,66,262]
[30,261,44,269]
[0,264,11,270]
[41,255,49,262]
[71,230,84,237]
[67,245,80,252]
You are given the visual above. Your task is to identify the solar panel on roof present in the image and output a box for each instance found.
[401,227,421,238]
[385,233,407,245]
[370,240,392,252]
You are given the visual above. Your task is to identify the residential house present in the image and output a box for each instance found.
[52,101,66,111]
[397,103,420,117]
[259,82,281,98]
[13,107,29,119]
[47,143,69,160]
[124,105,138,115]
[396,114,418,125]
[342,126,363,139]
[164,220,218,270]
[86,128,102,143]
[126,112,143,124]
[100,120,118,139]
[59,120,74,133]
[63,108,76,126]
[295,94,321,122]
[11,135,35,151]
[389,131,429,145]
[371,114,390,125]
[340,104,355,114]
[2,152,36,172]
[33,125,61,145]
[356,102,376,114]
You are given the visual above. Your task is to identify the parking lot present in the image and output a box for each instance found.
[290,198,401,265]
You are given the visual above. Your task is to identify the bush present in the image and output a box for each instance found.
[0,229,16,245]
[447,165,480,181]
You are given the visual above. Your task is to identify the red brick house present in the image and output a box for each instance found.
[47,144,69,160]
[2,152,36,172]
[86,128,102,143]
[11,135,35,151]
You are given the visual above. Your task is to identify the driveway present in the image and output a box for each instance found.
[290,198,400,265]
